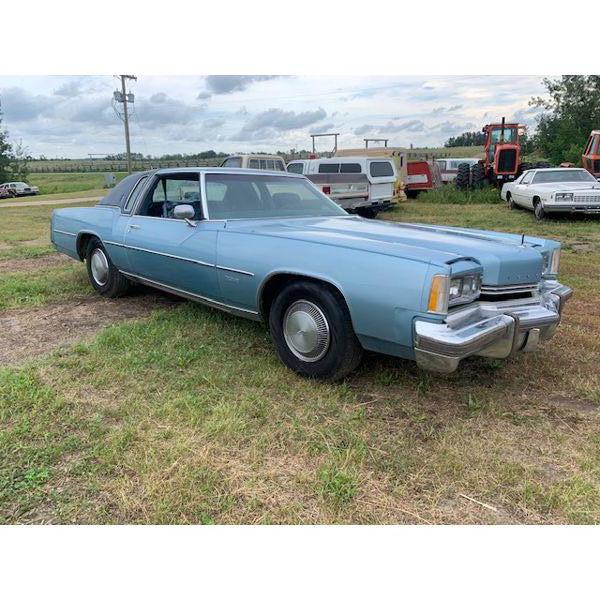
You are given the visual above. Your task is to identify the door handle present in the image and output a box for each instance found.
[128,224,140,230]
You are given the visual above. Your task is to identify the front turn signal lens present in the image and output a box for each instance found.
[428,274,449,314]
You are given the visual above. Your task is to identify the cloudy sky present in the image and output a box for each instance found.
[0,75,548,158]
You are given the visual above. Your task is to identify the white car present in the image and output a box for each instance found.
[501,168,600,219]
[0,181,39,196]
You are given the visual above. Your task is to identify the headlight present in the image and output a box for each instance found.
[449,273,481,306]
[427,273,481,314]
[555,192,573,202]
[543,248,561,277]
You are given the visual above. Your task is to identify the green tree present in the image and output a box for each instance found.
[530,75,600,164]
[444,131,485,147]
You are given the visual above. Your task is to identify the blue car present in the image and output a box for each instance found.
[51,168,572,380]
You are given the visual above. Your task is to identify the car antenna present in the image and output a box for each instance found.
[521,233,525,245]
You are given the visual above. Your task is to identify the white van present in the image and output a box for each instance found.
[221,154,286,171]
[286,157,398,215]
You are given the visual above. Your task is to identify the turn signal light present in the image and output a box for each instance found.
[427,274,449,314]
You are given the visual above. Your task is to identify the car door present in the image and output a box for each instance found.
[123,172,221,300]
[513,171,534,207]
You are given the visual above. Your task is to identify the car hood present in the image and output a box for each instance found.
[226,216,550,285]
[533,182,600,192]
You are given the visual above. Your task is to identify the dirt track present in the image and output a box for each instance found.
[0,292,181,365]
[0,196,101,209]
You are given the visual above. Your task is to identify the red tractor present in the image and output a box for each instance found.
[457,118,528,189]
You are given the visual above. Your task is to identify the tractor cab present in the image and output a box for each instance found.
[582,130,600,179]
[482,119,526,183]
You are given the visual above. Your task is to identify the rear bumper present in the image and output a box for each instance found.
[413,281,572,373]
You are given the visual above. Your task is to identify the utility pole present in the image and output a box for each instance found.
[113,75,137,174]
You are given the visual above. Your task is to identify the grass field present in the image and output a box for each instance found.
[0,197,599,524]
[26,172,128,195]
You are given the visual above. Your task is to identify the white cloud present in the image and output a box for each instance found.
[0,75,548,156]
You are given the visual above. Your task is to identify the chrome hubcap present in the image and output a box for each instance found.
[90,248,109,286]
[283,300,330,362]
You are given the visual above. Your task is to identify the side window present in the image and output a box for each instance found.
[265,159,275,170]
[521,171,534,185]
[137,175,201,219]
[318,163,340,174]
[275,160,285,171]
[249,158,260,169]
[369,161,394,177]
[437,160,447,170]
[340,163,361,173]
[259,159,267,169]
[124,176,148,212]
[584,136,594,154]
[287,162,304,174]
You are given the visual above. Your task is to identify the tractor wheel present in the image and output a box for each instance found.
[470,163,486,188]
[455,163,471,190]
[519,162,533,175]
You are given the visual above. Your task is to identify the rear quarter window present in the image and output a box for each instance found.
[124,176,149,212]
[287,162,304,174]
[369,161,394,177]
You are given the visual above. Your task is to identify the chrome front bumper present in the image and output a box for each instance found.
[414,281,573,373]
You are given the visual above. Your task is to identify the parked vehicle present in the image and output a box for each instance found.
[582,130,600,180]
[0,181,40,196]
[286,157,398,217]
[0,187,11,199]
[501,168,600,219]
[51,168,572,380]
[405,160,442,198]
[220,154,286,171]
[335,146,408,200]
[436,158,480,184]
[458,118,527,189]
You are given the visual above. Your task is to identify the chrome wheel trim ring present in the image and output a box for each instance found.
[283,300,330,363]
[90,248,109,286]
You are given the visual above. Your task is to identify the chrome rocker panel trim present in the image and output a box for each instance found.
[119,270,261,321]
[414,281,572,374]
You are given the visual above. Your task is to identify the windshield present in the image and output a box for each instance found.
[490,127,518,143]
[532,170,597,184]
[205,173,347,220]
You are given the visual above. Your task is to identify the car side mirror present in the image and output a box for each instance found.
[173,204,195,220]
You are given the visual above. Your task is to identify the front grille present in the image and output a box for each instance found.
[497,149,517,173]
[573,195,600,203]
[480,283,538,302]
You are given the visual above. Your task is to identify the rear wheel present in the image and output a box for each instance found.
[456,163,471,190]
[85,238,131,297]
[269,280,363,381]
[356,207,377,218]
[470,163,486,188]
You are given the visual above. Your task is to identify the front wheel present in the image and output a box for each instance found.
[85,238,131,297]
[269,281,363,380]
[534,201,546,221]
[507,193,516,210]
